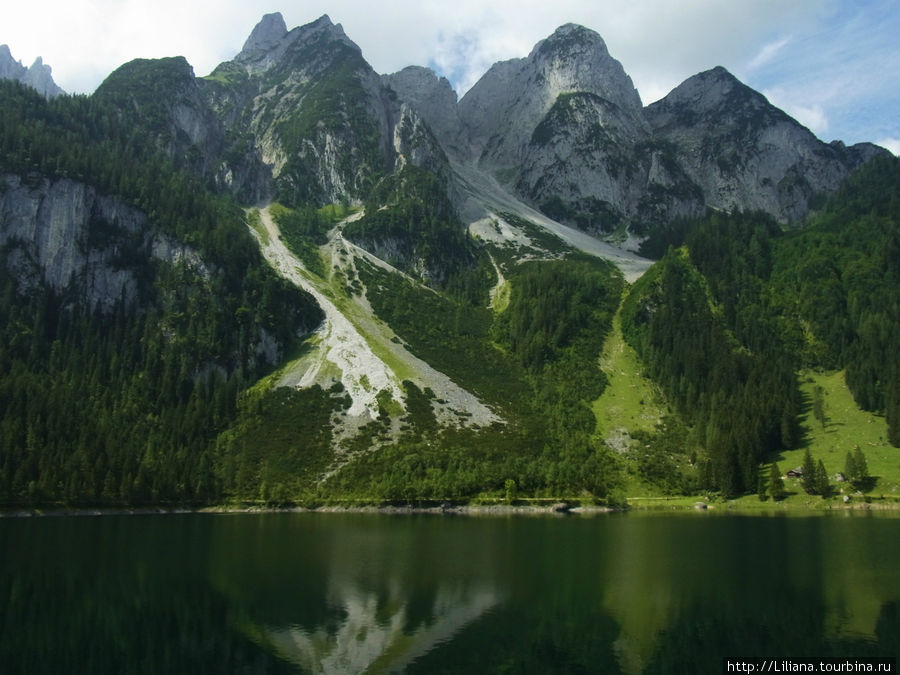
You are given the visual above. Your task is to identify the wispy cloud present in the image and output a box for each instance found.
[1,0,896,146]
[747,36,791,71]
[763,88,829,135]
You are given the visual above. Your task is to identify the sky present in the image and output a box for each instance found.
[2,0,898,154]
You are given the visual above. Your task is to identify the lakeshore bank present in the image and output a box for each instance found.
[3,495,900,518]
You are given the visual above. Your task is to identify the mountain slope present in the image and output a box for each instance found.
[1,13,896,507]
[0,45,64,98]
[251,203,499,429]
[390,26,887,239]
[645,66,885,222]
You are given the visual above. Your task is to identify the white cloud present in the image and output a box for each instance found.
[763,88,829,135]
[1,0,896,146]
[747,36,791,71]
[876,138,900,156]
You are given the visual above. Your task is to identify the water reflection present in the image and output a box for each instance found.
[204,513,899,673]
[207,514,502,674]
[1,511,898,674]
[259,585,498,673]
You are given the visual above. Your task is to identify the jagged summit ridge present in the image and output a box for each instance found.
[234,13,356,74]
[643,65,886,222]
[457,22,644,168]
[0,44,64,98]
[529,23,642,110]
[383,66,465,156]
[237,12,287,61]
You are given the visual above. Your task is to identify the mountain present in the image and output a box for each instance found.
[382,24,885,240]
[458,23,645,168]
[644,66,885,223]
[0,44,64,98]
[0,13,896,507]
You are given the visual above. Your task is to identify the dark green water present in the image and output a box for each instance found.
[1,511,898,674]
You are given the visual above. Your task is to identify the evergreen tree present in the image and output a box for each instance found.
[844,450,858,483]
[801,448,817,494]
[844,445,870,488]
[768,462,786,501]
[853,446,869,484]
[812,386,827,428]
[814,459,830,497]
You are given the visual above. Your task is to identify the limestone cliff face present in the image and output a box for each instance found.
[453,24,703,232]
[201,13,448,208]
[378,25,887,234]
[517,91,706,233]
[0,45,64,98]
[645,67,886,222]
[52,14,888,243]
[459,24,644,171]
[383,67,464,157]
[0,174,204,309]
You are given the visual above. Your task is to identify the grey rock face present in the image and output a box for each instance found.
[62,14,889,240]
[383,66,464,157]
[236,12,288,63]
[446,32,885,230]
[514,92,704,233]
[202,14,450,207]
[390,103,449,176]
[233,13,358,76]
[645,67,885,222]
[0,45,25,80]
[0,174,201,309]
[0,45,64,98]
[458,23,644,170]
[451,23,689,232]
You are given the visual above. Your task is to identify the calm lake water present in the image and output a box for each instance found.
[1,511,898,674]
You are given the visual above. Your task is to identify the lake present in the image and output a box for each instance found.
[1,511,898,673]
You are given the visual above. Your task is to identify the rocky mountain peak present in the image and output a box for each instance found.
[237,12,288,61]
[458,23,644,169]
[532,23,610,59]
[647,66,770,126]
[0,44,24,79]
[529,23,642,111]
[383,66,464,155]
[643,65,888,223]
[235,13,356,73]
[0,45,64,98]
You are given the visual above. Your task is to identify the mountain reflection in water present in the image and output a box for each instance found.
[1,511,898,674]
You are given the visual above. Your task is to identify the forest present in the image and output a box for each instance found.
[622,154,900,494]
[1,73,897,507]
[0,80,322,504]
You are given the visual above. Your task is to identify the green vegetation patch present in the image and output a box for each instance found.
[269,202,330,277]
[774,370,899,501]
[215,384,347,504]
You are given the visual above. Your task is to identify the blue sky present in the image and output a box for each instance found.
[2,0,897,153]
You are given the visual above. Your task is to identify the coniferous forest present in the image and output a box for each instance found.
[623,154,900,495]
[1,71,899,507]
[0,81,322,504]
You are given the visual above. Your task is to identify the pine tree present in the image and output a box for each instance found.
[801,448,817,494]
[812,386,827,428]
[814,459,830,497]
[851,445,869,488]
[768,462,786,501]
[844,450,859,484]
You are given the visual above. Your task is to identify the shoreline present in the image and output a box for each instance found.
[3,498,900,519]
